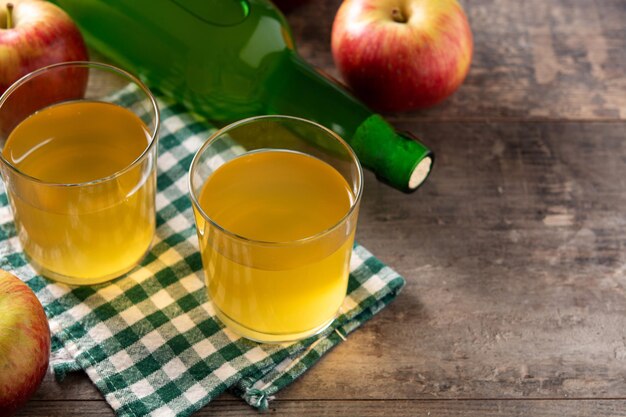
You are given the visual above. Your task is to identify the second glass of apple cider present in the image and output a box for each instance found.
[189,115,363,343]
[0,62,159,285]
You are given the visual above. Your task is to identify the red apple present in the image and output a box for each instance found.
[0,270,50,416]
[331,0,473,112]
[0,0,88,137]
[0,0,88,95]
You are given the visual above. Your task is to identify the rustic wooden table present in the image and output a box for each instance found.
[17,0,626,415]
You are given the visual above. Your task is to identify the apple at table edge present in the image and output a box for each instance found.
[0,271,51,417]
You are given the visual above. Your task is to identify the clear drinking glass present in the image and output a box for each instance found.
[0,62,159,285]
[189,115,363,343]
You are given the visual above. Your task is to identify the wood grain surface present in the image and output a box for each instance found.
[16,400,626,416]
[17,0,626,415]
[291,0,626,122]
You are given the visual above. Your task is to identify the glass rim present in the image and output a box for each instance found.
[188,114,364,246]
[0,61,160,188]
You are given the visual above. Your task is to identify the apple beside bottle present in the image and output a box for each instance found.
[332,0,473,112]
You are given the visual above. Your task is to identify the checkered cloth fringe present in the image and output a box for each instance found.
[0,87,405,417]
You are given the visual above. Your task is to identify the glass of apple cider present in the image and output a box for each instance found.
[189,115,363,343]
[0,62,159,285]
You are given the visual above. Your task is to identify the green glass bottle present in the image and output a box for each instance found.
[52,0,433,192]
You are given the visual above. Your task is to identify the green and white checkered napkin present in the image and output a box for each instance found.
[0,88,405,417]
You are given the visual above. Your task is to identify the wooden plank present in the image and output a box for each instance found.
[287,0,626,121]
[16,399,626,416]
[32,121,626,404]
[281,121,626,400]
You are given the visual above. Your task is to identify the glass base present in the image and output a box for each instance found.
[25,242,153,286]
[214,307,337,344]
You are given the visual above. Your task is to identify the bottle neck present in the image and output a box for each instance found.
[263,52,372,140]
[263,52,433,192]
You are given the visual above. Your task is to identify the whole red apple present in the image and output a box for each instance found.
[0,270,50,416]
[0,0,88,137]
[0,0,88,95]
[331,0,473,112]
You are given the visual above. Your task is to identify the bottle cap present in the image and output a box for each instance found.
[352,115,433,193]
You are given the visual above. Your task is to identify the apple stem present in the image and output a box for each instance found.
[391,7,407,23]
[5,3,13,29]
